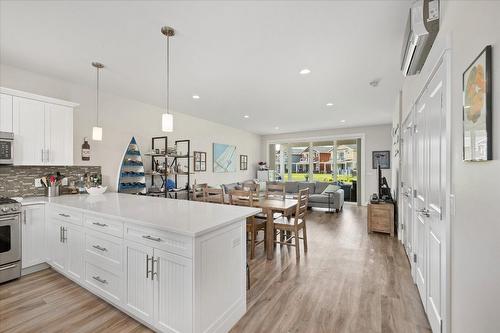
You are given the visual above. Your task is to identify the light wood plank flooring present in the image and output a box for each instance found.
[0,205,430,333]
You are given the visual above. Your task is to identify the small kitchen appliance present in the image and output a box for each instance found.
[0,131,14,165]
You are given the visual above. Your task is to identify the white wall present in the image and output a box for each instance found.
[261,124,393,204]
[401,1,500,332]
[0,64,261,191]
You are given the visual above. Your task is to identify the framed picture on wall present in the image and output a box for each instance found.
[213,143,236,173]
[463,45,492,161]
[240,155,248,170]
[372,151,390,169]
[193,151,206,172]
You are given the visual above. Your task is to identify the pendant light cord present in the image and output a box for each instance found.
[166,34,170,115]
[96,66,100,126]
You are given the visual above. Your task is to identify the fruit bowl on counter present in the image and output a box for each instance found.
[85,186,107,195]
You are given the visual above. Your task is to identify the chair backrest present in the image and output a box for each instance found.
[192,183,208,201]
[266,183,286,200]
[229,189,254,207]
[242,180,260,193]
[294,188,309,223]
[204,188,225,204]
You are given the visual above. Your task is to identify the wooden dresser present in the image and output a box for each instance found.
[367,202,394,237]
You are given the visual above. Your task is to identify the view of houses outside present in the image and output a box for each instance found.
[272,140,358,184]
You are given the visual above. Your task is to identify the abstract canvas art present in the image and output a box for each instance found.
[463,45,492,161]
[213,143,236,172]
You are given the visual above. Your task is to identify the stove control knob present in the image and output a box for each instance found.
[1,207,8,213]
[11,207,19,211]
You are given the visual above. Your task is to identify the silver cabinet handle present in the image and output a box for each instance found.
[146,254,152,278]
[41,149,44,163]
[92,222,108,227]
[142,235,161,242]
[0,263,17,271]
[151,257,159,281]
[92,245,107,252]
[59,213,71,218]
[62,227,67,242]
[59,226,63,242]
[92,276,108,284]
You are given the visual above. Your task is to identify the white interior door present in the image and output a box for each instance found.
[400,115,414,263]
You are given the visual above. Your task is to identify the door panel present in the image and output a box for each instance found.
[66,224,84,281]
[49,221,66,271]
[124,241,154,324]
[45,104,73,165]
[12,97,45,165]
[401,115,414,261]
[21,205,45,268]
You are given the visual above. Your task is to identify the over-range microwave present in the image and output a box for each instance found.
[0,132,14,165]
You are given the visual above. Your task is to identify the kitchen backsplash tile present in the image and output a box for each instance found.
[0,165,101,197]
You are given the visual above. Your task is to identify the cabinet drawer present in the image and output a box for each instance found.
[49,205,83,226]
[84,214,123,238]
[85,261,122,304]
[371,218,391,232]
[124,224,193,258]
[84,231,122,273]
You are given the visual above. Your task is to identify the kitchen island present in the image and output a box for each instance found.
[38,193,260,333]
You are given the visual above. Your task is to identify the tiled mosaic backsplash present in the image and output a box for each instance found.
[0,165,101,197]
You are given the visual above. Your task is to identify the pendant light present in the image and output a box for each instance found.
[161,26,175,132]
[92,62,104,141]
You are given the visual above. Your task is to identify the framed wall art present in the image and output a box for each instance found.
[240,155,248,170]
[193,151,206,172]
[372,150,391,169]
[213,143,236,173]
[463,45,492,161]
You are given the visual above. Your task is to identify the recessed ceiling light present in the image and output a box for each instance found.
[274,126,280,130]
[243,115,249,119]
[192,95,200,99]
[299,68,311,75]
[340,120,346,123]
[326,103,333,107]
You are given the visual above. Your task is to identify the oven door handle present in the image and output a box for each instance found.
[0,217,17,222]
[0,263,17,271]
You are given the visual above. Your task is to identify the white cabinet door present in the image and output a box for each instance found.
[124,240,155,324]
[153,249,193,333]
[45,103,73,165]
[21,204,46,269]
[0,93,13,132]
[66,224,84,281]
[12,96,45,165]
[49,220,66,271]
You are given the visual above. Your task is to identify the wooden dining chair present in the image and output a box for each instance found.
[204,187,225,204]
[273,188,309,260]
[192,183,208,201]
[229,189,266,259]
[265,183,286,200]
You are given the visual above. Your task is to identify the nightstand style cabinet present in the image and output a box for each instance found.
[367,202,394,237]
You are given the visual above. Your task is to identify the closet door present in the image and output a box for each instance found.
[401,114,414,263]
[12,97,45,165]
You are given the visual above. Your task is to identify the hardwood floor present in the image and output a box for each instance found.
[0,205,430,333]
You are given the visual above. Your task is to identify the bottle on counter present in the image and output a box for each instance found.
[82,137,91,161]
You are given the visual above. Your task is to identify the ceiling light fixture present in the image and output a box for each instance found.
[326,103,333,107]
[91,62,104,141]
[161,26,175,132]
[274,126,280,130]
[192,95,200,99]
[299,68,311,75]
[243,115,249,119]
[340,120,346,123]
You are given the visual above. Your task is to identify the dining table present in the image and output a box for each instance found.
[253,197,298,260]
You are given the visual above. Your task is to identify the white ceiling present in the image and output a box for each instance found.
[0,1,409,135]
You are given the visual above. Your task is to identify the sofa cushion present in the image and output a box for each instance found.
[221,182,241,194]
[308,194,331,204]
[298,182,315,194]
[284,181,299,194]
[314,182,330,194]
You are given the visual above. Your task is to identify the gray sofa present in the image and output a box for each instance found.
[281,181,344,212]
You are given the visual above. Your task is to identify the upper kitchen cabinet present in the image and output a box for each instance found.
[0,93,13,132]
[1,87,78,166]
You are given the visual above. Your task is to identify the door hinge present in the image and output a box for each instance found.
[413,124,417,133]
[401,224,404,231]
[413,189,417,198]
[413,254,417,263]
[400,181,404,188]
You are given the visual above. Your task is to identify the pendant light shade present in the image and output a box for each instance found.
[161,26,175,132]
[162,113,173,132]
[92,62,104,141]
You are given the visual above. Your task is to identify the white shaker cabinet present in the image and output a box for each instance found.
[0,93,13,132]
[21,204,46,269]
[12,96,45,165]
[45,103,73,165]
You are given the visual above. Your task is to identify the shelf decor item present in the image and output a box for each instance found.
[372,151,390,169]
[463,45,492,161]
[213,143,236,173]
[194,151,206,172]
[117,137,146,194]
[240,155,248,170]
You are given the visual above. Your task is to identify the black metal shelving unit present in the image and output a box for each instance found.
[146,136,191,200]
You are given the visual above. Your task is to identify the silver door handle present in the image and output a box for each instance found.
[151,257,159,281]
[59,213,71,218]
[146,254,152,278]
[62,227,67,242]
[142,235,161,242]
[0,263,17,271]
[92,276,108,284]
[92,245,107,252]
[92,222,108,227]
[417,208,430,217]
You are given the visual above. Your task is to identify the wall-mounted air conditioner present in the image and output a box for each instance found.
[400,0,440,76]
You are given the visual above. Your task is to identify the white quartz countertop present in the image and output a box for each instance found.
[21,193,260,237]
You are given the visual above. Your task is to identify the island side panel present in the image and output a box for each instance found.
[194,220,246,333]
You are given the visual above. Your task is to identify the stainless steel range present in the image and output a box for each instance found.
[0,197,22,283]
